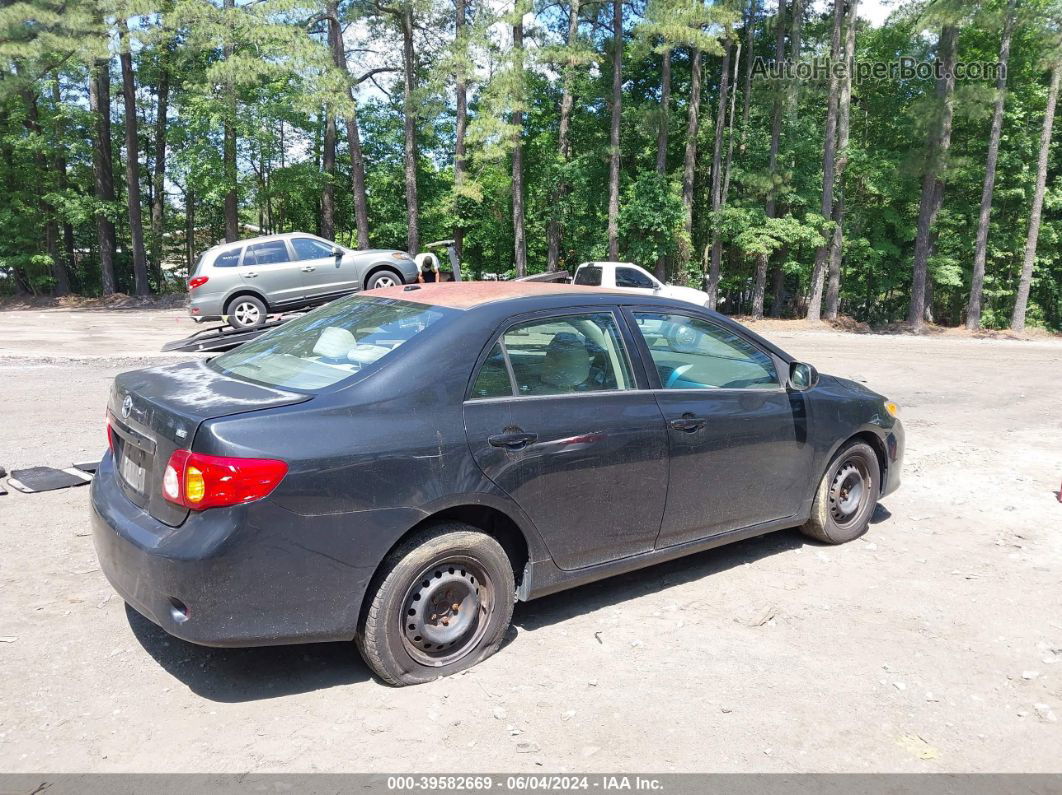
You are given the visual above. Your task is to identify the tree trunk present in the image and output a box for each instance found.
[721,39,741,206]
[681,47,702,277]
[90,57,117,295]
[321,110,337,240]
[907,25,958,328]
[654,48,671,280]
[401,8,419,254]
[185,188,195,271]
[547,0,581,272]
[739,0,758,156]
[754,0,787,318]
[706,38,732,308]
[223,0,238,243]
[806,0,844,322]
[512,18,527,277]
[19,88,66,297]
[151,49,170,288]
[1010,63,1060,333]
[453,0,468,260]
[119,20,150,296]
[824,0,857,320]
[46,81,73,294]
[606,0,622,260]
[967,0,1015,330]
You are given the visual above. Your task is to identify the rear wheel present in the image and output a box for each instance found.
[801,440,880,544]
[226,295,267,330]
[356,522,515,686]
[365,268,402,290]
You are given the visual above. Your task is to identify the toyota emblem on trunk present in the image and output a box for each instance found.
[121,395,133,418]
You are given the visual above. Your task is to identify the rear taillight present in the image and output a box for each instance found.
[106,413,116,454]
[188,276,209,289]
[162,450,287,510]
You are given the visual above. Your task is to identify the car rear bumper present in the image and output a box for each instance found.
[188,292,225,320]
[90,452,414,647]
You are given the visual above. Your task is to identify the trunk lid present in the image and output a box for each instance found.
[107,360,310,526]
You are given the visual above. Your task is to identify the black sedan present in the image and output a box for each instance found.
[92,282,903,686]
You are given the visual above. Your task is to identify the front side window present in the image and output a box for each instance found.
[498,313,633,396]
[291,238,335,261]
[212,296,452,391]
[213,248,241,268]
[244,240,290,266]
[634,312,778,390]
[616,267,655,289]
[573,266,602,286]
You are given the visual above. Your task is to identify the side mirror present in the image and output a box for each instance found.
[788,361,819,391]
[330,245,342,257]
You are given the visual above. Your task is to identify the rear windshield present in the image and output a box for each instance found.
[574,266,602,286]
[211,295,452,391]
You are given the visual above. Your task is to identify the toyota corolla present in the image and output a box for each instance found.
[91,281,903,686]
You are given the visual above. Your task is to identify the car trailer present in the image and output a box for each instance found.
[162,312,305,354]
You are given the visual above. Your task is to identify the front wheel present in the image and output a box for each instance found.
[365,269,402,290]
[356,523,516,686]
[801,440,881,544]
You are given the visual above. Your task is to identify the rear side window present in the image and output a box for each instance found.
[244,240,290,266]
[616,267,654,289]
[291,238,335,260]
[573,266,602,286]
[213,249,240,268]
[499,313,632,397]
[212,296,453,391]
[470,343,513,399]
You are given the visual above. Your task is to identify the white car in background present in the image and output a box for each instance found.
[572,261,711,308]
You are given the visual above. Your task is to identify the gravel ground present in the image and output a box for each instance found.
[0,308,1060,773]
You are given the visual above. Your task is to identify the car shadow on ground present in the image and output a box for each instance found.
[125,509,893,700]
[125,604,371,702]
[512,526,811,633]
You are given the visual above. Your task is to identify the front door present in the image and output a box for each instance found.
[240,239,306,308]
[289,236,356,299]
[628,310,813,548]
[464,310,668,570]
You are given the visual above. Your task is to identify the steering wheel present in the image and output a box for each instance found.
[665,364,693,389]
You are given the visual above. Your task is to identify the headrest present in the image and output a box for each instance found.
[313,327,356,359]
[541,331,590,388]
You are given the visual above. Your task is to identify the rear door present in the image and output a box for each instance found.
[290,236,356,299]
[240,239,306,307]
[463,309,668,570]
[627,309,813,547]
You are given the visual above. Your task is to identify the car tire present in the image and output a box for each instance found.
[226,295,268,330]
[800,440,881,544]
[356,522,516,686]
[365,268,402,290]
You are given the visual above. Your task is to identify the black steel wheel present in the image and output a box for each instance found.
[801,440,881,544]
[356,522,515,686]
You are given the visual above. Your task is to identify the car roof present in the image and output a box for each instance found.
[578,261,635,268]
[369,280,631,309]
[205,232,325,254]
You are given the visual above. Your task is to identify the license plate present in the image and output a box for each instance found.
[119,453,146,494]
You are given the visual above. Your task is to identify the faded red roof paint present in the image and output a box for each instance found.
[368,280,628,309]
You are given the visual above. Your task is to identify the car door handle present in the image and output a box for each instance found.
[244,271,258,278]
[668,414,707,432]
[301,266,316,273]
[488,432,538,449]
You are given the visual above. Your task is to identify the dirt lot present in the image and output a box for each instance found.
[0,307,1060,773]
